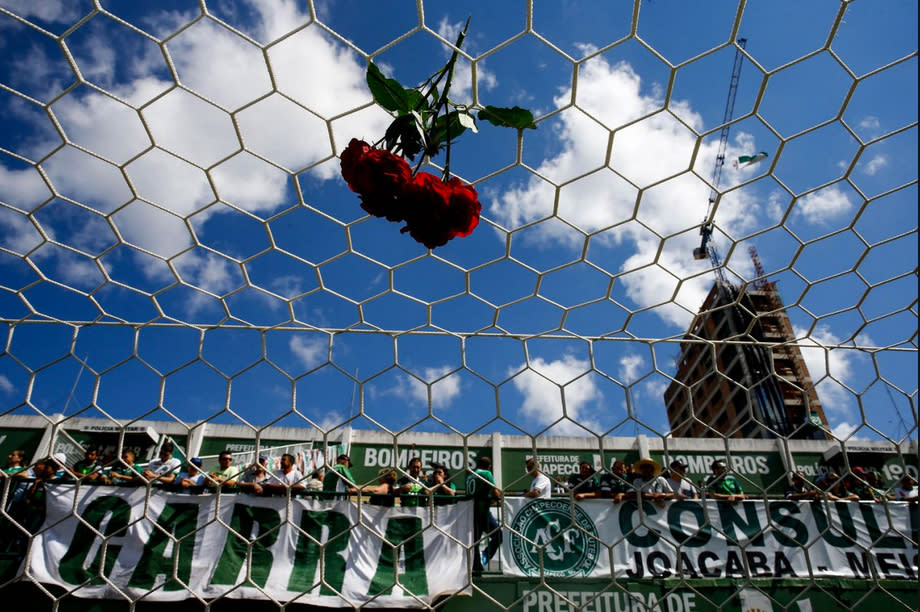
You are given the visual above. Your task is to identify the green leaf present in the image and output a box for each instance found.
[478,105,537,129]
[367,63,410,113]
[429,111,467,153]
[384,113,426,160]
[404,89,426,112]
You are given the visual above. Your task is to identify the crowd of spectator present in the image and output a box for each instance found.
[1,445,917,582]
[3,445,917,507]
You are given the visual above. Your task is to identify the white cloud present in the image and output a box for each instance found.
[858,116,880,131]
[618,354,645,383]
[488,55,764,328]
[831,421,868,441]
[52,92,151,164]
[793,185,853,224]
[509,355,602,434]
[0,374,14,394]
[0,163,51,212]
[860,154,887,176]
[209,153,290,213]
[375,365,463,410]
[0,0,82,23]
[42,146,133,214]
[435,18,498,104]
[3,3,396,298]
[0,207,44,255]
[793,325,870,423]
[289,335,328,369]
[167,18,273,111]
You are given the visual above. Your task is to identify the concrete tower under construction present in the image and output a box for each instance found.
[665,279,830,440]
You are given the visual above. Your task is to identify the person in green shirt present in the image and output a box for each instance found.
[208,451,241,488]
[2,449,30,477]
[322,454,357,497]
[107,449,143,486]
[704,460,746,503]
[466,456,501,576]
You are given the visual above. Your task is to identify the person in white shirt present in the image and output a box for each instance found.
[893,474,917,500]
[663,459,698,500]
[632,457,672,507]
[264,453,305,493]
[524,458,551,499]
[141,442,181,486]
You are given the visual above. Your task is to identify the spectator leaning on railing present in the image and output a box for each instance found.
[785,471,819,500]
[141,442,181,486]
[238,456,272,495]
[524,458,551,499]
[704,460,746,503]
[323,454,358,497]
[663,460,698,500]
[428,462,457,505]
[208,451,240,489]
[264,453,306,495]
[396,456,427,506]
[177,458,206,490]
[107,449,143,486]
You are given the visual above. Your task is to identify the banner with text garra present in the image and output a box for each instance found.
[502,498,918,580]
[28,486,472,607]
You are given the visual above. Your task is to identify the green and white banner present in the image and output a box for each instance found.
[28,486,472,607]
[502,498,917,580]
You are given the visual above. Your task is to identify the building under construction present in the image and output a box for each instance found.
[665,275,831,440]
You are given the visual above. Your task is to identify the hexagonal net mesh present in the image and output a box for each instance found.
[0,1,916,610]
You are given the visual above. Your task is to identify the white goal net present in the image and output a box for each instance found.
[0,1,916,610]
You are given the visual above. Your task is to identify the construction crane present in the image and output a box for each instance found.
[693,38,748,283]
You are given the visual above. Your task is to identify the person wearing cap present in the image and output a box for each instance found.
[631,458,672,507]
[51,452,76,480]
[524,458,551,499]
[322,453,357,497]
[704,459,746,503]
[177,458,206,490]
[107,449,143,486]
[238,455,272,495]
[663,459,698,500]
[397,456,428,506]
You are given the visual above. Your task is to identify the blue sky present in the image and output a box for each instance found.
[0,0,916,444]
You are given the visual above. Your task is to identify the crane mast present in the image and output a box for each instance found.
[693,38,748,283]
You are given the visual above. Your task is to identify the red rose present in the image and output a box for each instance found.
[340,138,371,188]
[357,149,412,220]
[340,140,411,220]
[400,173,481,249]
[444,177,481,237]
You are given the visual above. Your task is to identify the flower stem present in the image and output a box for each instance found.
[431,17,470,181]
